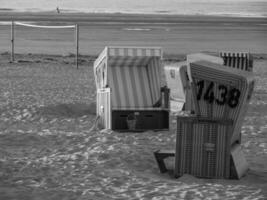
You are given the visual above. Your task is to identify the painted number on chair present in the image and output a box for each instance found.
[196,80,241,108]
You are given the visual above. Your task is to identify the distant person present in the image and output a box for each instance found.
[56,7,60,14]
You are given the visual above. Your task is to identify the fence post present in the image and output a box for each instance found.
[75,24,79,69]
[11,21,14,62]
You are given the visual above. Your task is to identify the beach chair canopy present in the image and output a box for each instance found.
[94,46,163,109]
[186,53,224,82]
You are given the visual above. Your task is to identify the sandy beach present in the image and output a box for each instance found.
[0,12,267,199]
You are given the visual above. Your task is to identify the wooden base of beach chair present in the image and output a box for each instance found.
[229,144,249,179]
[154,150,175,173]
[112,110,169,132]
[154,146,248,179]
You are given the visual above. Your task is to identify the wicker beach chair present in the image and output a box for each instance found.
[219,52,253,72]
[94,46,169,131]
[185,53,254,143]
[155,60,255,179]
[189,61,255,143]
[169,52,253,113]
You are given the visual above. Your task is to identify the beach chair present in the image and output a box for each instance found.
[219,52,253,72]
[185,52,253,142]
[155,60,255,179]
[164,62,188,113]
[94,46,169,131]
[189,61,255,144]
[176,52,253,113]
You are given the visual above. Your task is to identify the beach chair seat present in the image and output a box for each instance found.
[94,46,169,131]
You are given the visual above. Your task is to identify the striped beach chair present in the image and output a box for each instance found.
[188,53,253,143]
[219,52,253,72]
[94,46,169,131]
[183,60,254,178]
[189,61,255,144]
[155,60,255,179]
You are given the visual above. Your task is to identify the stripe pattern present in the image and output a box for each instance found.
[147,58,161,104]
[185,54,224,112]
[106,48,162,109]
[174,116,232,179]
[94,46,165,129]
[219,52,253,72]
[108,65,153,108]
[190,61,255,144]
[108,47,162,57]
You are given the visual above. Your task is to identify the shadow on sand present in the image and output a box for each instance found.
[38,102,96,117]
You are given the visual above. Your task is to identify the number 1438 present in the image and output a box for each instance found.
[196,80,241,108]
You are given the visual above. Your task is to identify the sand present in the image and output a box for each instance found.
[0,12,267,199]
[0,53,266,199]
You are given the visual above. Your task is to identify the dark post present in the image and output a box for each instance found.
[11,21,15,62]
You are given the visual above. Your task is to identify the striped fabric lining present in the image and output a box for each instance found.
[147,58,161,104]
[108,56,152,68]
[108,47,161,57]
[108,65,153,108]
[220,52,253,72]
[107,56,162,109]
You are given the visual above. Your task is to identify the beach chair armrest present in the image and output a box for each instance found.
[160,86,170,109]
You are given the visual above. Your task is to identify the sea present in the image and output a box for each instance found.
[0,0,267,18]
